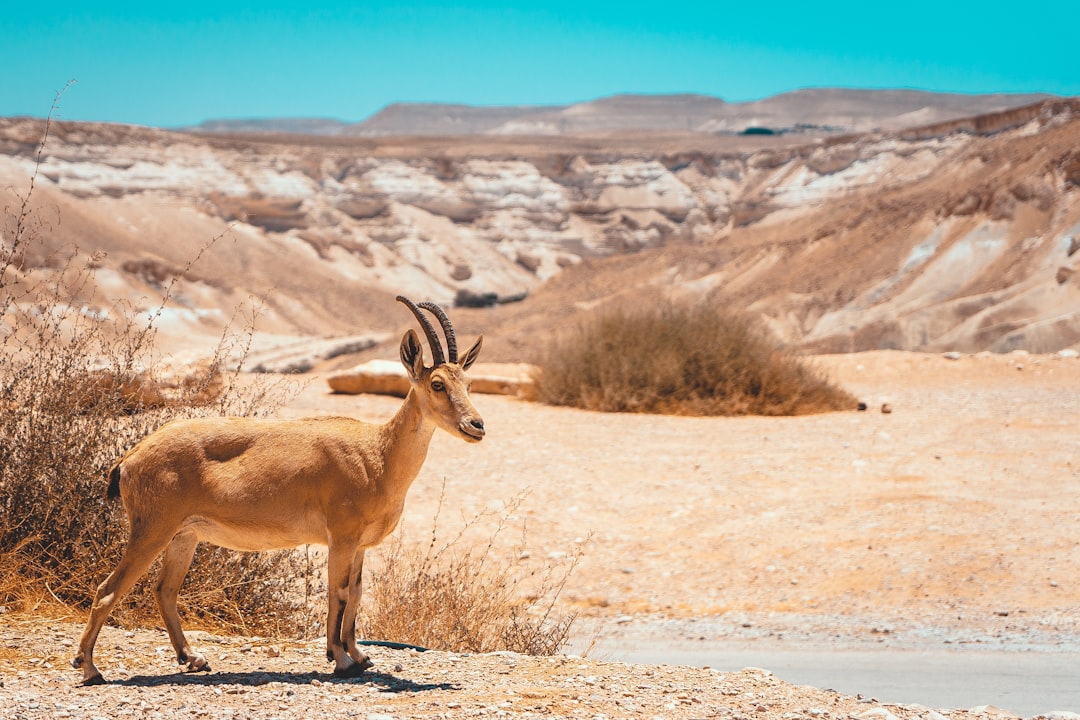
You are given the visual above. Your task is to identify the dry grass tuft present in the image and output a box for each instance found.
[536,300,856,416]
[362,490,580,655]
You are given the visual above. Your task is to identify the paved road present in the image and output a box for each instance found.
[595,642,1080,717]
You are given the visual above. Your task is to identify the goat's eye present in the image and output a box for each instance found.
[431,379,445,392]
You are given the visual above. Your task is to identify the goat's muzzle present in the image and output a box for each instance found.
[459,417,485,442]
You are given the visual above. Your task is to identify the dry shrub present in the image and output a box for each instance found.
[537,300,856,416]
[0,94,318,638]
[362,491,580,655]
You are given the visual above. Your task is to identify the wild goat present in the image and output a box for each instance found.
[72,296,484,685]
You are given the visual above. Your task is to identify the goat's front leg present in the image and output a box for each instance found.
[326,542,371,678]
[340,548,371,668]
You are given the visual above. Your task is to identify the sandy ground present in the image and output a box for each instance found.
[284,350,1080,646]
[2,350,1078,718]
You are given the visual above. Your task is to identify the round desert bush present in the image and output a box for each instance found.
[536,301,856,416]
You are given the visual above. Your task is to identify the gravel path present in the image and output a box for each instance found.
[3,620,1062,720]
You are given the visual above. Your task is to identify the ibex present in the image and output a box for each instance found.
[72,297,484,686]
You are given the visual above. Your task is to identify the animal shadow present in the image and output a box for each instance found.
[113,668,458,693]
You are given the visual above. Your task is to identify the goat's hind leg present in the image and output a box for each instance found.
[72,525,173,685]
[154,531,210,673]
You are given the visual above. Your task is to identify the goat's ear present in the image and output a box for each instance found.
[400,329,425,381]
[460,334,482,371]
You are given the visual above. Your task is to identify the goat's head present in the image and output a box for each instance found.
[396,296,485,442]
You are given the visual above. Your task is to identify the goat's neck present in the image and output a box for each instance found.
[376,387,436,496]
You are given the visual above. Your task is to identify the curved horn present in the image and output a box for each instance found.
[396,296,445,366]
[418,301,458,364]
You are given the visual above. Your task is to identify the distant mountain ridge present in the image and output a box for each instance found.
[185,89,1056,137]
[189,117,355,135]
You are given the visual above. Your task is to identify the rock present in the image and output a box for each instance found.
[328,361,539,399]
[967,705,1013,715]
[942,351,963,360]
[453,289,529,306]
[244,334,388,374]
[469,363,540,400]
[327,359,410,396]
[450,263,472,281]
[454,289,499,308]
[858,708,901,720]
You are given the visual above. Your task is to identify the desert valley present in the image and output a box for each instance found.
[2,90,1079,365]
[2,90,1079,718]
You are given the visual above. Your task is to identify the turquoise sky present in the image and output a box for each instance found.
[3,1,1077,128]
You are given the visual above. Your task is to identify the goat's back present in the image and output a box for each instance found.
[112,415,386,549]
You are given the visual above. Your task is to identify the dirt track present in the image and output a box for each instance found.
[2,350,1078,717]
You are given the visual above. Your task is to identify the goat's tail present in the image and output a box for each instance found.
[106,463,122,500]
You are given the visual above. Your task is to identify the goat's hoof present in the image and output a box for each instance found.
[185,653,211,673]
[332,659,373,678]
[81,673,106,687]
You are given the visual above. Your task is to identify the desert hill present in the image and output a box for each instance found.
[185,89,1053,137]
[2,94,1078,366]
